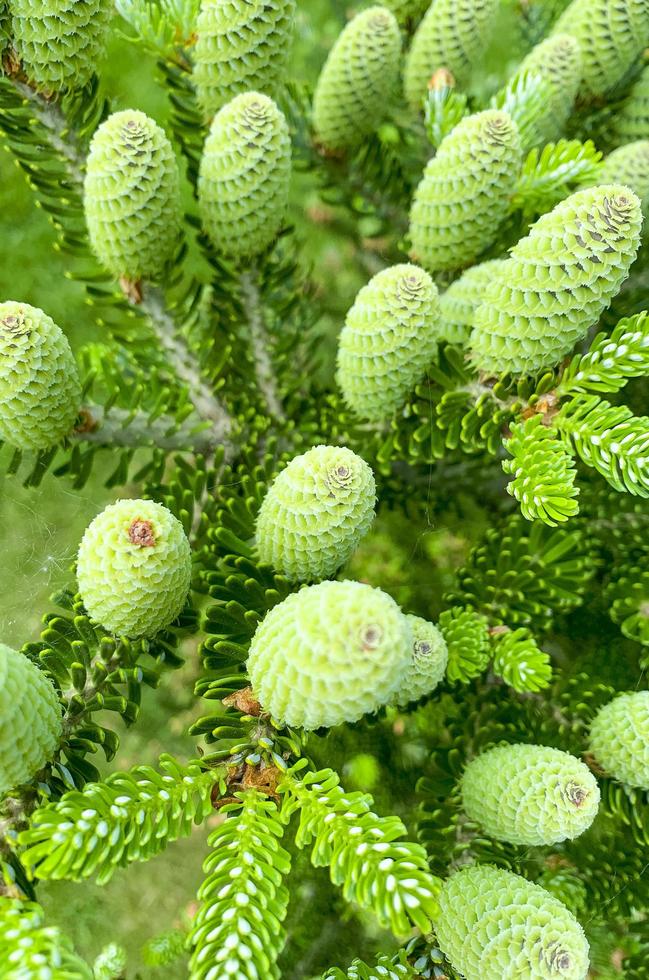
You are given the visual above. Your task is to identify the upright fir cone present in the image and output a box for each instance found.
[312,6,402,153]
[9,0,111,91]
[0,644,62,798]
[84,111,181,285]
[391,614,448,705]
[462,743,600,845]
[0,302,81,451]
[77,499,192,639]
[403,0,499,111]
[193,0,296,119]
[613,65,649,143]
[435,865,590,980]
[589,691,649,789]
[246,580,412,729]
[409,110,521,273]
[506,33,582,149]
[438,259,507,346]
[470,184,643,375]
[590,141,649,212]
[553,0,649,99]
[198,92,291,260]
[336,264,440,422]
[255,445,376,582]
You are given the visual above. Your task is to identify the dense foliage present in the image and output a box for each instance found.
[1,0,649,977]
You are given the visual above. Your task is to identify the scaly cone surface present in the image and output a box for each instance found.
[589,691,649,789]
[392,614,448,705]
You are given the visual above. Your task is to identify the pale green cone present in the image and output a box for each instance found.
[438,259,507,346]
[470,184,643,375]
[193,0,296,118]
[591,141,649,212]
[198,92,291,259]
[409,110,521,273]
[404,0,499,111]
[589,691,649,789]
[0,302,81,451]
[0,644,62,798]
[392,614,448,705]
[247,580,412,729]
[336,264,440,422]
[507,33,582,149]
[462,743,600,846]
[613,65,649,143]
[312,6,402,152]
[77,499,192,639]
[10,0,111,91]
[84,110,181,283]
[435,865,590,980]
[255,445,376,583]
[553,0,649,99]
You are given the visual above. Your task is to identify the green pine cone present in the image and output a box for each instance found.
[438,259,507,346]
[553,0,649,99]
[511,33,582,148]
[0,644,62,798]
[470,184,643,375]
[383,0,430,26]
[593,141,649,211]
[613,65,649,143]
[336,264,440,422]
[255,445,376,582]
[462,743,600,846]
[409,110,521,273]
[77,499,192,639]
[193,0,296,118]
[435,865,590,980]
[0,301,81,452]
[312,6,402,152]
[403,0,499,110]
[392,614,448,705]
[589,691,649,789]
[247,579,412,729]
[84,111,181,283]
[10,0,110,91]
[198,92,291,259]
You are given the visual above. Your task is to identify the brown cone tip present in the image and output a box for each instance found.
[128,519,156,547]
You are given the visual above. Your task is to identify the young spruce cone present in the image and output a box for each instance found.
[312,6,401,153]
[403,0,499,110]
[509,33,582,148]
[77,499,192,639]
[553,0,649,99]
[392,614,448,706]
[336,264,440,422]
[613,65,649,143]
[0,644,62,798]
[193,0,296,119]
[438,259,507,346]
[435,865,590,980]
[409,110,521,274]
[589,691,649,789]
[247,580,412,729]
[9,0,111,91]
[0,301,81,451]
[198,92,291,260]
[594,141,649,212]
[255,445,376,582]
[84,111,181,284]
[462,743,600,845]
[470,184,643,375]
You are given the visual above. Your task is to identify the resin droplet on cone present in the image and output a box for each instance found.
[77,499,192,639]
[247,580,411,729]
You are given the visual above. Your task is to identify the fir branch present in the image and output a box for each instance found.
[188,790,291,980]
[513,139,602,214]
[18,755,224,885]
[239,269,285,420]
[503,414,580,525]
[0,900,94,979]
[557,311,649,396]
[323,950,418,979]
[74,404,218,454]
[280,765,440,936]
[490,626,552,692]
[556,395,649,497]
